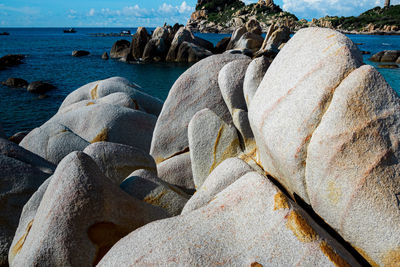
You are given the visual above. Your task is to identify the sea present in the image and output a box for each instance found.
[0,27,399,136]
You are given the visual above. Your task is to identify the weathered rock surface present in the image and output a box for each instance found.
[2,78,28,88]
[150,53,248,163]
[226,26,247,50]
[157,152,195,193]
[83,142,156,184]
[58,77,163,117]
[110,39,130,59]
[306,65,400,266]
[72,50,90,57]
[189,109,242,188]
[98,172,360,267]
[27,81,56,94]
[142,38,168,62]
[10,151,167,267]
[0,139,54,266]
[261,26,290,52]
[121,170,189,216]
[19,122,90,165]
[182,157,253,214]
[214,37,230,54]
[166,27,195,62]
[243,56,271,107]
[129,27,150,60]
[234,32,264,52]
[176,41,213,63]
[20,103,157,163]
[245,18,262,35]
[249,27,363,203]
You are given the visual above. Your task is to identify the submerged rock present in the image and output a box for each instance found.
[2,78,28,88]
[27,81,56,94]
[72,50,90,57]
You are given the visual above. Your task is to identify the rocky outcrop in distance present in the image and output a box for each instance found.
[2,27,400,267]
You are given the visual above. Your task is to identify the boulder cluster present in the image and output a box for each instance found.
[370,50,400,68]
[110,25,214,63]
[1,27,400,266]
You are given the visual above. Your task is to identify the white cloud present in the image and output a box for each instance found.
[179,1,194,14]
[283,0,400,19]
[88,8,95,16]
[158,2,194,15]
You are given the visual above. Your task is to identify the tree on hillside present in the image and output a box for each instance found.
[385,0,390,7]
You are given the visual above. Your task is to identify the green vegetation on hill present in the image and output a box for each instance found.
[328,5,400,30]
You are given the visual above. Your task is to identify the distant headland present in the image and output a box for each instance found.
[187,0,400,34]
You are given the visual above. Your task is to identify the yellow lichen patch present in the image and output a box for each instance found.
[90,84,99,100]
[286,211,318,243]
[88,222,131,266]
[320,241,350,267]
[274,191,290,211]
[250,262,263,267]
[144,190,168,209]
[354,247,379,267]
[327,181,342,204]
[86,102,95,106]
[91,128,108,143]
[9,220,34,263]
[209,125,224,173]
[382,248,400,267]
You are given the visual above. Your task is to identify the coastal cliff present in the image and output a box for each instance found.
[187,0,400,34]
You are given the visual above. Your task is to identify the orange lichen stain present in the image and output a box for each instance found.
[10,220,34,262]
[286,211,318,243]
[86,101,95,106]
[327,34,336,39]
[382,248,400,267]
[251,262,263,267]
[90,128,108,143]
[354,247,379,267]
[144,189,168,209]
[209,125,224,173]
[274,191,290,210]
[320,241,350,267]
[131,98,140,110]
[327,181,342,204]
[88,222,131,266]
[90,84,99,100]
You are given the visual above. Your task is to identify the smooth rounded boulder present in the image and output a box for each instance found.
[150,53,248,164]
[188,109,242,188]
[243,56,271,107]
[83,142,156,184]
[98,172,360,267]
[306,65,400,266]
[10,152,167,267]
[110,40,130,59]
[249,27,363,203]
[58,77,163,117]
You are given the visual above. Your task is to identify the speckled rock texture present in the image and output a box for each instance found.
[98,172,361,267]
[9,151,167,267]
[243,56,271,107]
[188,109,242,188]
[83,141,156,184]
[150,53,248,164]
[58,77,163,117]
[249,27,363,203]
[0,139,54,267]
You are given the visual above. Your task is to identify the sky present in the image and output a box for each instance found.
[0,0,399,27]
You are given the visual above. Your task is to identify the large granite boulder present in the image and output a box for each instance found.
[234,32,264,53]
[20,104,157,164]
[83,142,156,184]
[182,157,253,214]
[98,172,360,266]
[151,26,169,40]
[58,77,163,117]
[110,39,130,59]
[306,65,400,266]
[142,38,168,62]
[370,50,400,63]
[189,109,242,188]
[129,27,150,60]
[121,170,189,216]
[214,37,230,54]
[245,18,262,35]
[260,27,290,52]
[9,152,167,267]
[0,139,55,266]
[226,26,247,50]
[243,56,271,107]
[166,27,195,62]
[157,152,195,193]
[150,53,248,164]
[249,27,363,203]
[176,41,212,63]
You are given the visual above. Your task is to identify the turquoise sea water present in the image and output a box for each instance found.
[0,28,399,136]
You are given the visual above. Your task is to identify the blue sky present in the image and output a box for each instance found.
[0,0,398,27]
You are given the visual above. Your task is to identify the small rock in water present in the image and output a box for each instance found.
[0,54,25,70]
[72,50,90,57]
[101,52,109,60]
[361,51,371,55]
[378,64,399,69]
[2,78,28,88]
[27,81,55,94]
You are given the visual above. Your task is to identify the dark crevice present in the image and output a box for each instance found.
[266,174,294,202]
[293,193,372,267]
